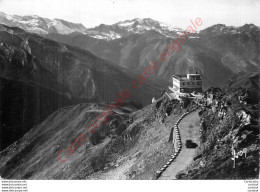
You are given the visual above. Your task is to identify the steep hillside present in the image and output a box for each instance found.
[225,72,259,90]
[176,74,259,179]
[0,72,258,180]
[0,77,75,151]
[0,24,81,150]
[198,24,260,74]
[0,24,161,104]
[0,98,185,179]
[0,23,162,152]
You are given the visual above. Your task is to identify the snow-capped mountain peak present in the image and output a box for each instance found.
[0,12,87,34]
[0,12,191,40]
[85,18,184,40]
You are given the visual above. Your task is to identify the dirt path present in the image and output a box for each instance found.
[159,110,200,180]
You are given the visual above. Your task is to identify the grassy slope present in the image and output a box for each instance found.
[0,98,184,180]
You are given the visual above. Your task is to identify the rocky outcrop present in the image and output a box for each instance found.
[236,110,251,126]
[176,85,259,179]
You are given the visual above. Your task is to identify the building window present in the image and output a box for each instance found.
[197,82,200,85]
[192,82,195,85]
[182,82,185,85]
[187,82,190,85]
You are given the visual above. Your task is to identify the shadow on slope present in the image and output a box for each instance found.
[0,98,184,180]
[0,77,77,151]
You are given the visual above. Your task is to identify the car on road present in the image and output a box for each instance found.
[185,140,198,148]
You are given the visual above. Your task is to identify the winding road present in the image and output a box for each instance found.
[159,110,200,180]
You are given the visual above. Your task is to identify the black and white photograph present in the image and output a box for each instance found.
[0,0,259,191]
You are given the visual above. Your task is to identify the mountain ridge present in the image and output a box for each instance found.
[0,12,87,34]
[0,12,187,39]
[1,11,259,42]
[45,24,259,89]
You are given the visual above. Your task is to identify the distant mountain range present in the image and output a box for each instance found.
[46,22,260,89]
[0,12,87,34]
[0,12,183,39]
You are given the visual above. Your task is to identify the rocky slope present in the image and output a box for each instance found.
[176,72,259,179]
[0,72,258,180]
[0,98,185,179]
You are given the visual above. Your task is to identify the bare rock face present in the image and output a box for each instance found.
[236,110,251,126]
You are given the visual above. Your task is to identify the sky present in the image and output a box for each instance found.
[0,0,259,29]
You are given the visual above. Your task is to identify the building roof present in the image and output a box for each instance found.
[172,73,201,81]
[172,74,186,80]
